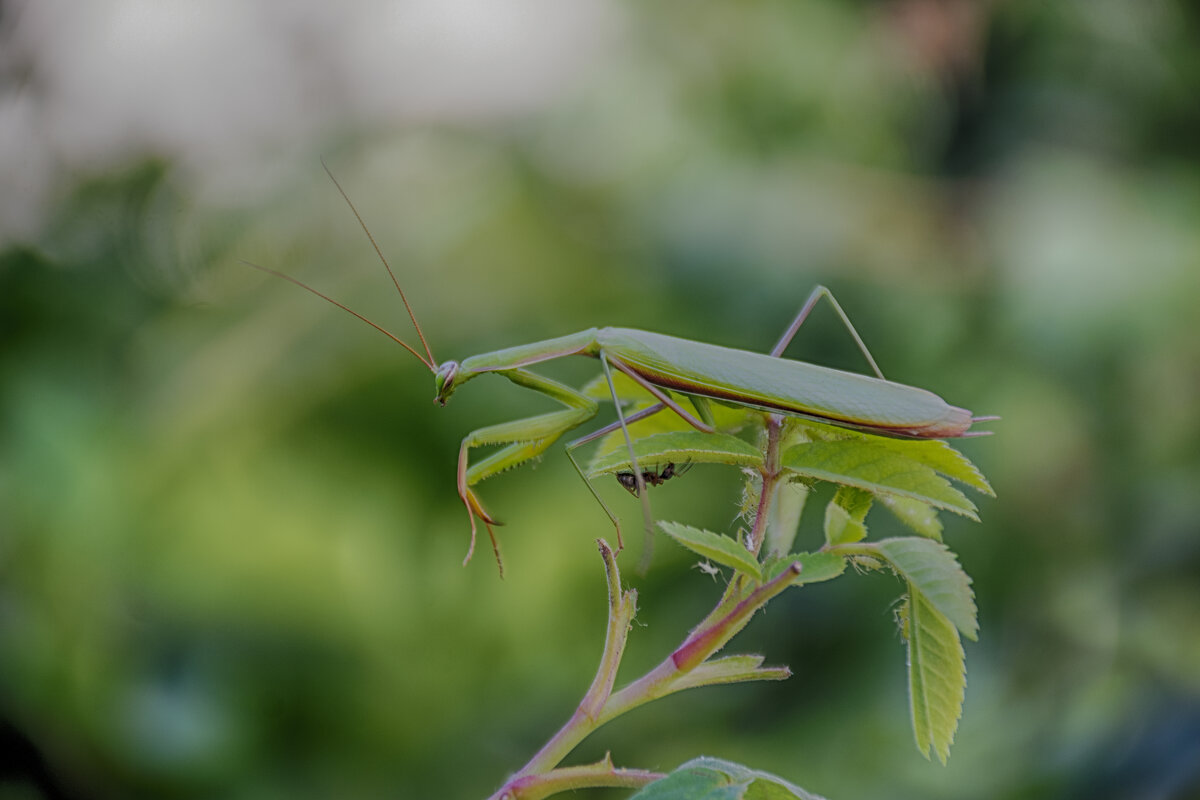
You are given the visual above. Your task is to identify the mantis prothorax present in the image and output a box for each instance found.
[249,166,994,574]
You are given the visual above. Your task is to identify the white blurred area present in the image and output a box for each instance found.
[0,0,621,239]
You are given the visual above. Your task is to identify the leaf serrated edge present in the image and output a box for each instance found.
[659,521,762,581]
[588,431,763,477]
[906,583,966,764]
[874,538,978,641]
[789,418,995,496]
[781,441,980,521]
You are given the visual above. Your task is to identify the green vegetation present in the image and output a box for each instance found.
[483,390,991,796]
[2,2,1199,798]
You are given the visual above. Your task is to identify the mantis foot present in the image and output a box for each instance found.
[462,486,505,577]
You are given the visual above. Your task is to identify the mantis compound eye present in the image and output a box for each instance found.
[434,361,460,405]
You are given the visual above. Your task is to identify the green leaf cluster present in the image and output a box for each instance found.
[588,412,991,766]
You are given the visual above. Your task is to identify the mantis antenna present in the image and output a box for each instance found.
[242,161,438,373]
[319,159,436,370]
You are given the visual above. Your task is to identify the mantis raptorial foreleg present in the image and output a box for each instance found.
[458,357,663,572]
[457,368,599,570]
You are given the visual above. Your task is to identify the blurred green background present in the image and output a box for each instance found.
[2,1,1198,798]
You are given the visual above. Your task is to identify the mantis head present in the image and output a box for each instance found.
[434,361,460,405]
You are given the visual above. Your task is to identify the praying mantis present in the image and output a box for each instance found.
[251,167,993,573]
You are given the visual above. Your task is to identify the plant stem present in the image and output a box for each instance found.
[488,413,798,799]
[486,547,800,799]
[504,540,635,781]
[746,413,785,556]
[597,562,800,724]
[489,755,664,800]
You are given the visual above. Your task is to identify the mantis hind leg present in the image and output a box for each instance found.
[457,368,599,574]
[772,285,886,378]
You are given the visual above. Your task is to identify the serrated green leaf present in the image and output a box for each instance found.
[878,495,943,541]
[874,538,977,640]
[659,521,762,581]
[781,439,979,520]
[764,551,846,585]
[795,418,994,496]
[673,655,791,691]
[905,583,966,764]
[872,437,995,496]
[588,431,763,477]
[630,758,828,800]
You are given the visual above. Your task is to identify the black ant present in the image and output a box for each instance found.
[615,461,693,496]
